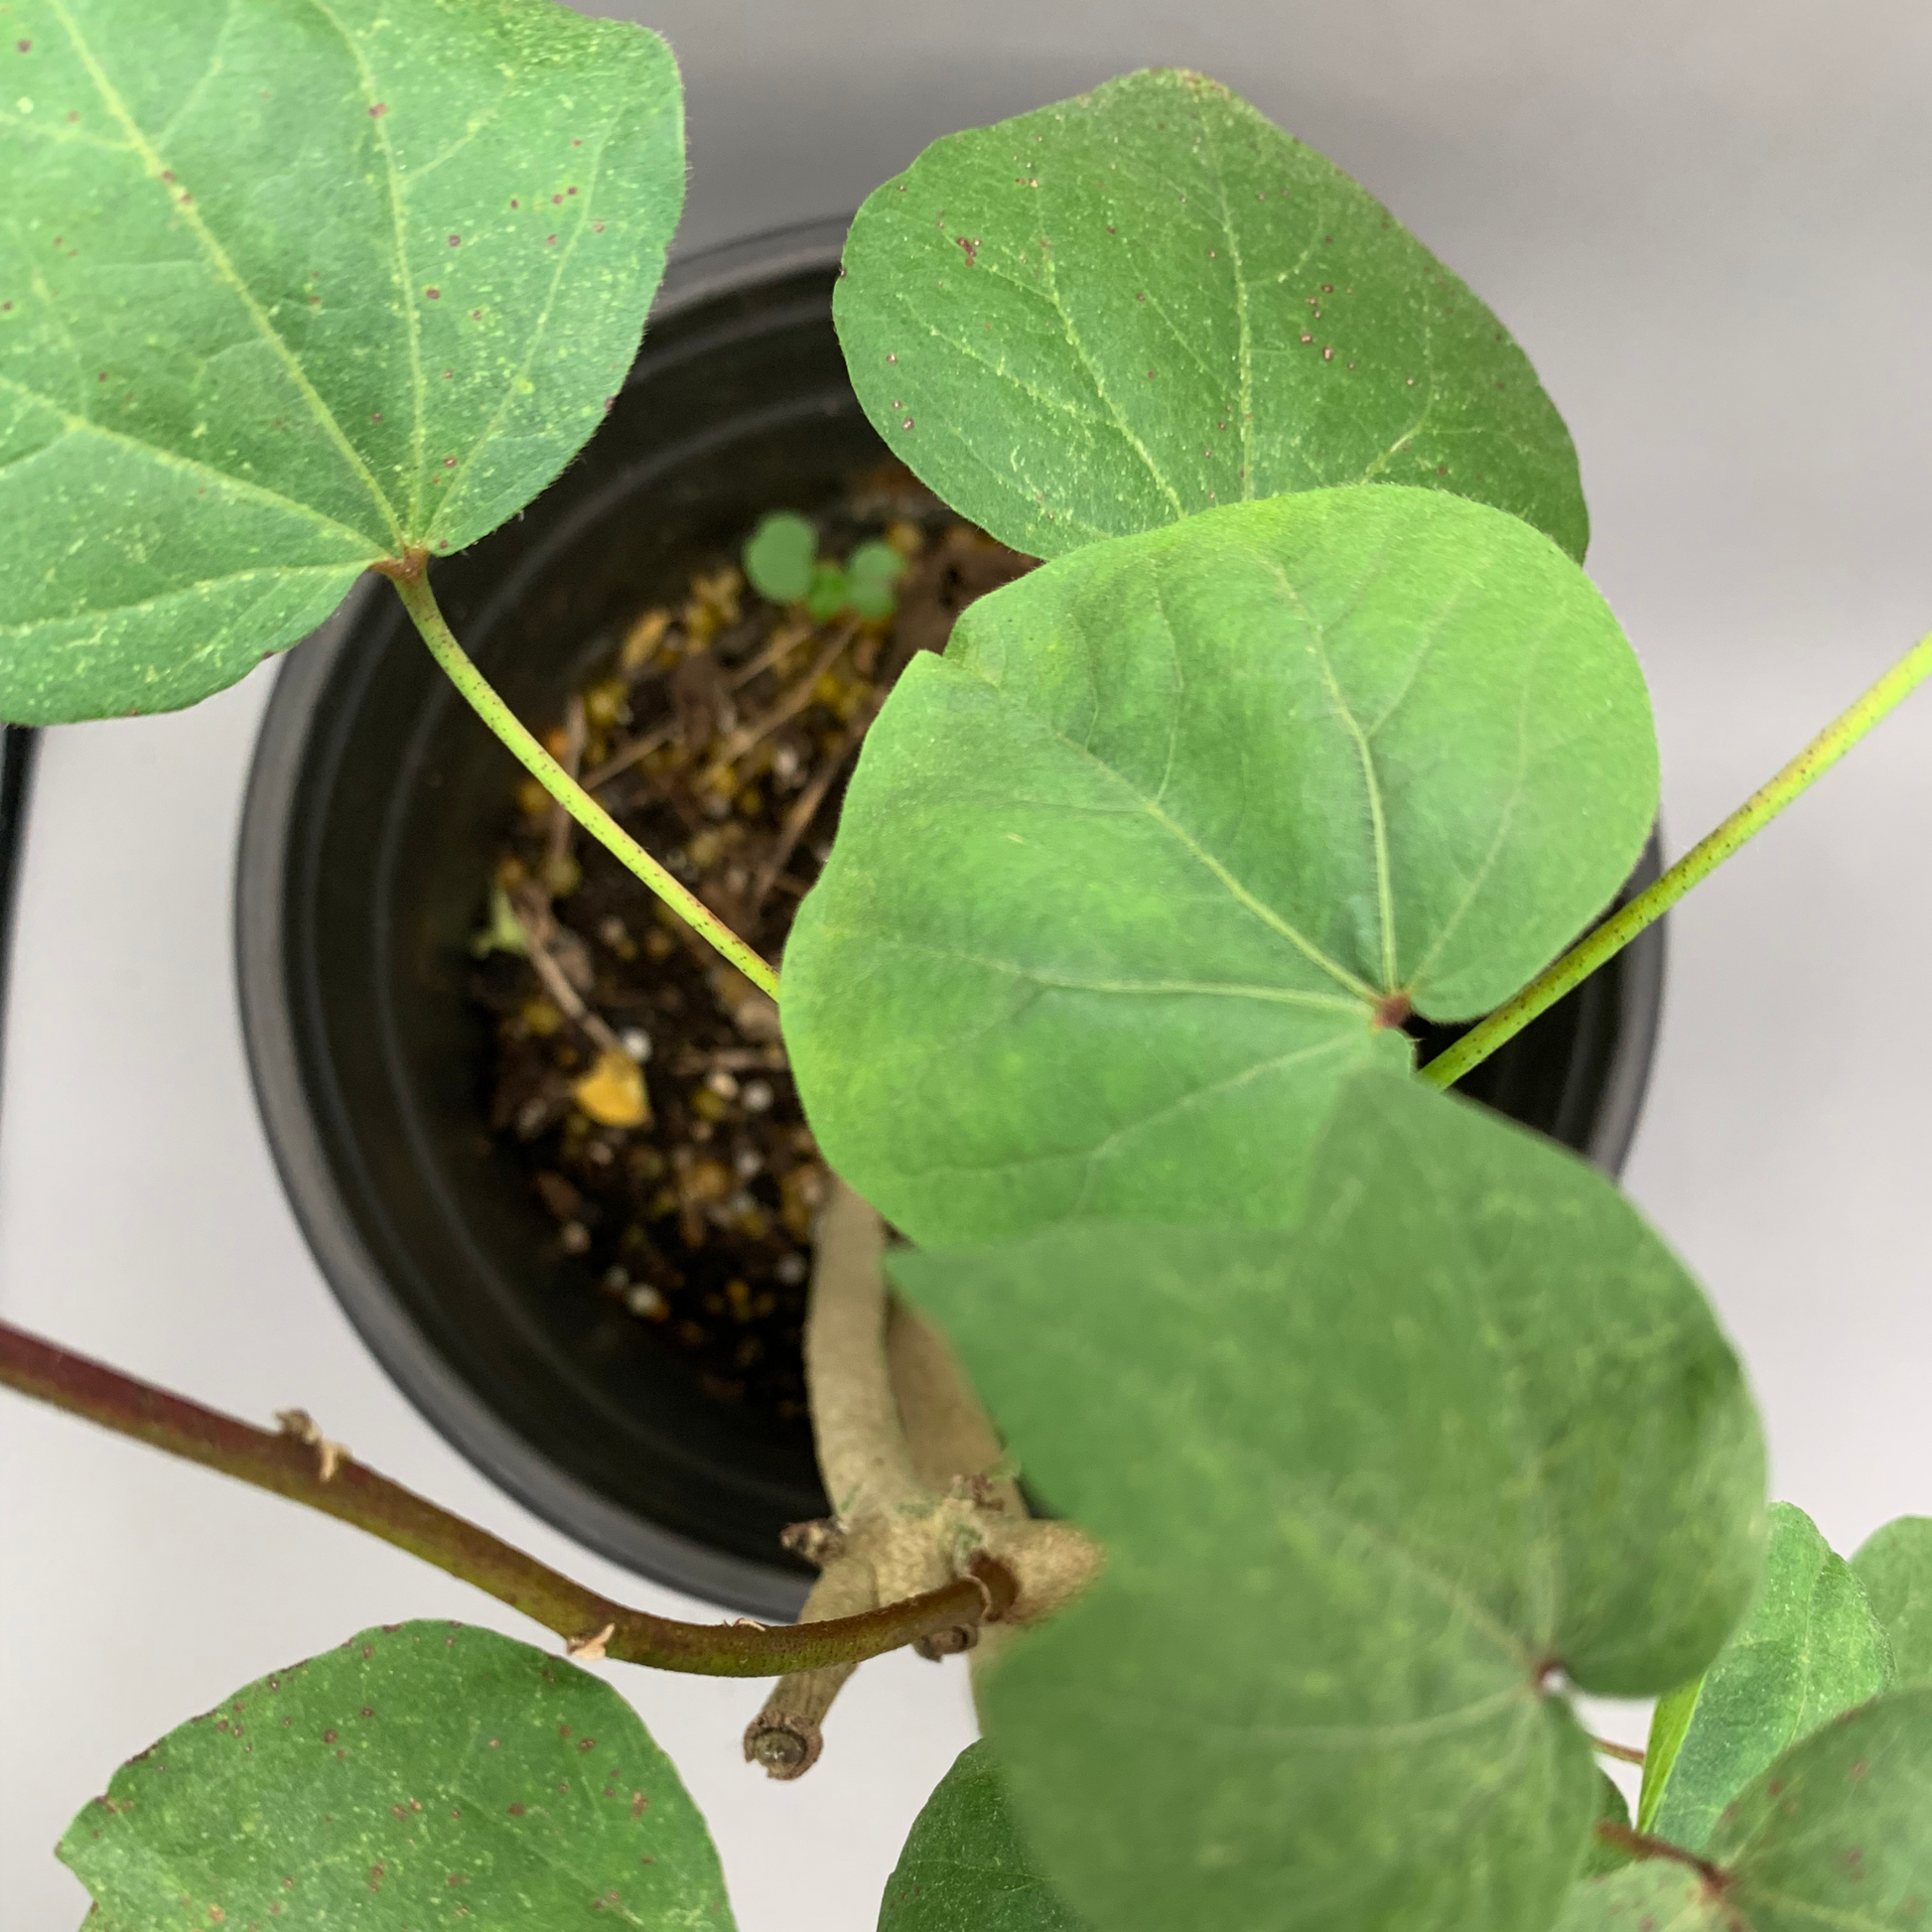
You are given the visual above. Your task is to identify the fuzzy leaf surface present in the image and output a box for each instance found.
[878,1741,1085,1932]
[1563,1690,1932,1932]
[1,0,683,722]
[835,67,1587,564]
[891,1069,1765,1932]
[59,1620,734,1929]
[1855,1517,1932,1686]
[1641,1503,1892,1851]
[785,484,1657,1246]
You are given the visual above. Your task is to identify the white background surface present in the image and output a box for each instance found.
[4,3,1930,1926]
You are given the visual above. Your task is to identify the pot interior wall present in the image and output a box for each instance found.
[240,228,1663,1618]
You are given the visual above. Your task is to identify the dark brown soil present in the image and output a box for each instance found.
[469,467,1030,1425]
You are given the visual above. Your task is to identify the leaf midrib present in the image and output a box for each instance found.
[46,0,404,550]
[305,0,427,531]
[0,373,381,556]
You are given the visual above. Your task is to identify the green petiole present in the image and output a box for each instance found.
[1425,624,1932,1092]
[386,562,781,1004]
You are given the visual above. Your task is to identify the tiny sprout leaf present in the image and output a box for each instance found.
[1641,1503,1892,1852]
[890,1068,1765,1932]
[2,0,684,724]
[1564,1690,1932,1932]
[847,538,907,619]
[784,484,1657,1246]
[59,1620,735,1928]
[743,510,819,603]
[470,883,531,958]
[806,560,852,622]
[1854,1517,1932,1685]
[836,68,1587,564]
[879,1742,1087,1932]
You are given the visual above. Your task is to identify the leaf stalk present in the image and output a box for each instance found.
[1424,625,1932,1091]
[383,560,780,1001]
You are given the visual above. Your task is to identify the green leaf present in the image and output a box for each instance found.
[1641,1503,1892,1852]
[847,537,906,619]
[1586,1771,1637,1879]
[784,483,1657,1246]
[890,1067,1765,1932]
[1855,1517,1932,1685]
[2,0,684,724]
[806,559,850,621]
[59,1620,735,1930]
[1552,1863,1724,1932]
[1638,1680,1704,1833]
[879,1741,1086,1932]
[1562,1690,1932,1932]
[1715,1688,1932,1930]
[744,510,818,603]
[835,68,1587,566]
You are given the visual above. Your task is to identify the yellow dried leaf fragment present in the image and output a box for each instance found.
[573,1048,651,1128]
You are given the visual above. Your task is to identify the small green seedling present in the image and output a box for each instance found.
[744,510,907,620]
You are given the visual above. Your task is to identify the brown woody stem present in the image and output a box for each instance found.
[0,1320,1008,1677]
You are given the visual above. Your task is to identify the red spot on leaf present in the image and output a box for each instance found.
[369,102,388,117]
[448,234,461,246]
[424,287,441,300]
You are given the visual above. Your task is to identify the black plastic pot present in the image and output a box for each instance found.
[235,217,1666,1622]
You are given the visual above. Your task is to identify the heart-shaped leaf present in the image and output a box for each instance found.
[60,1621,734,1929]
[879,1741,1086,1932]
[835,68,1587,565]
[1855,1518,1932,1686]
[1639,1503,1893,1850]
[784,484,1657,1246]
[890,1068,1765,1932]
[1560,1690,1932,1932]
[1,0,683,723]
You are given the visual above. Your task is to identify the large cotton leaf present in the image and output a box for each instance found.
[890,1069,1765,1932]
[1855,1517,1932,1685]
[1638,1503,1892,1849]
[60,1621,734,1929]
[783,484,1657,1246]
[879,1741,1085,1932]
[835,68,1587,564]
[1559,1690,1932,1932]
[1,0,683,723]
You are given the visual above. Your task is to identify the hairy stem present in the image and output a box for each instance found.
[0,1320,1006,1677]
[384,559,779,1001]
[1424,624,1932,1091]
